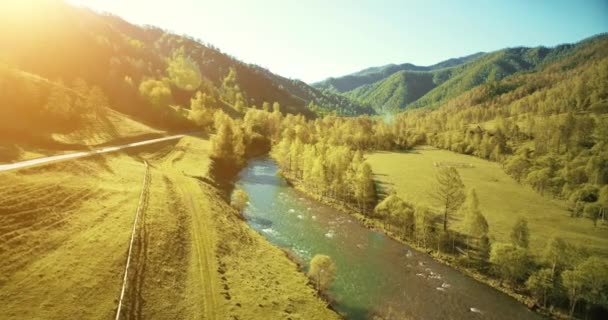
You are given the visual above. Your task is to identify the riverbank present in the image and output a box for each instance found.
[280,172,561,320]
[210,155,341,319]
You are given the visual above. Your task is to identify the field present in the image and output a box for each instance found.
[367,147,608,257]
[0,135,337,319]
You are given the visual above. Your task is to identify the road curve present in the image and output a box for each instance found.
[0,135,185,172]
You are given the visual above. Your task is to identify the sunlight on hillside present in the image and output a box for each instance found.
[1,1,607,320]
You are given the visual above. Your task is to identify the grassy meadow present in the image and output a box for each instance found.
[0,135,337,320]
[367,147,608,257]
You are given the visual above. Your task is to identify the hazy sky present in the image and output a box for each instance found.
[67,0,608,83]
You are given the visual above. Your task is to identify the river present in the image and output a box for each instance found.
[235,157,542,320]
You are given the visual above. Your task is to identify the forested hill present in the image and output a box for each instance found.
[314,35,608,113]
[0,0,367,136]
[251,66,375,116]
[312,52,484,93]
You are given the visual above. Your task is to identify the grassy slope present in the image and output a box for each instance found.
[367,147,608,257]
[0,69,166,163]
[0,135,336,319]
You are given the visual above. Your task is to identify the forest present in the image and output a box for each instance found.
[205,34,608,317]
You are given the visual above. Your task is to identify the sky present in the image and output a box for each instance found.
[67,0,608,83]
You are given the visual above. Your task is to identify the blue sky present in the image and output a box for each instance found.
[68,0,608,83]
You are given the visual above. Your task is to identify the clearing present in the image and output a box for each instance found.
[367,147,608,256]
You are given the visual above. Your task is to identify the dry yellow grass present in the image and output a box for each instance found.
[0,134,337,319]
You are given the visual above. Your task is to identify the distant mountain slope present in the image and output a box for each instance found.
[408,41,598,109]
[253,67,375,116]
[344,71,435,113]
[312,52,484,93]
[316,35,607,113]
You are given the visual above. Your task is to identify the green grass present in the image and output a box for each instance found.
[367,147,608,257]
[0,135,337,319]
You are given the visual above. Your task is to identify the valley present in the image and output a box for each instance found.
[1,1,607,319]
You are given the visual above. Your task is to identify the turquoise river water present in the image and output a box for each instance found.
[236,157,542,320]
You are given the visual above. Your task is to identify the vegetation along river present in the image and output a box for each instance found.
[236,157,543,320]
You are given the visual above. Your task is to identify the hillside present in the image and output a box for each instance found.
[316,35,607,113]
[0,0,366,152]
[252,66,375,116]
[344,70,436,113]
[312,52,484,93]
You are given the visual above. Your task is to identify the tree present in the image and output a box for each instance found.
[461,189,489,240]
[210,120,235,161]
[578,257,608,315]
[584,202,601,227]
[139,78,172,107]
[432,167,465,231]
[231,188,249,217]
[308,254,337,294]
[262,101,271,112]
[233,124,247,166]
[272,101,281,113]
[354,162,376,214]
[562,267,585,317]
[374,193,415,238]
[189,91,216,128]
[561,257,608,317]
[510,217,530,248]
[415,207,436,249]
[490,243,532,286]
[167,47,202,91]
[310,157,328,197]
[526,268,553,307]
[542,236,568,282]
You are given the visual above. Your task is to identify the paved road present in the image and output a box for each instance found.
[0,135,185,172]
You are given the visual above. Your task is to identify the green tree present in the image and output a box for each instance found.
[308,254,337,294]
[354,162,376,214]
[526,268,553,307]
[233,124,247,166]
[510,217,530,248]
[542,236,568,282]
[139,78,172,107]
[167,47,202,91]
[189,91,216,128]
[221,67,239,104]
[584,202,601,227]
[490,243,532,286]
[231,188,249,217]
[432,167,466,231]
[461,189,489,240]
[210,120,235,161]
[561,257,608,317]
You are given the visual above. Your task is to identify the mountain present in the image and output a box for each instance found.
[312,52,484,93]
[343,71,436,114]
[0,0,367,147]
[251,66,375,116]
[315,36,607,113]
